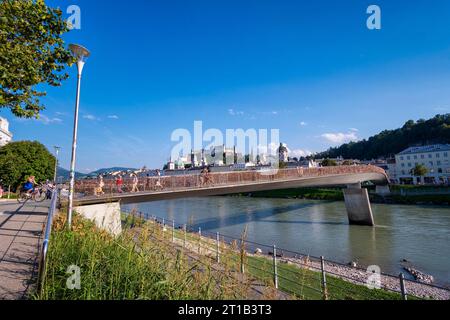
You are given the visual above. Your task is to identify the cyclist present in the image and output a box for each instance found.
[23,176,36,194]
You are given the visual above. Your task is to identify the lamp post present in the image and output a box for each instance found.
[67,44,90,229]
[53,146,61,184]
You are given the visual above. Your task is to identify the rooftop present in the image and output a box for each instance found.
[397,144,450,155]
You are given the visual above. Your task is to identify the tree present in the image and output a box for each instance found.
[0,141,55,191]
[316,114,450,160]
[0,0,74,118]
[411,164,428,178]
[321,159,338,167]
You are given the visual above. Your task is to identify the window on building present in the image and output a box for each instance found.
[414,155,417,160]
[437,160,441,166]
[444,152,448,158]
[400,156,404,161]
[428,154,432,159]
[436,153,440,158]
[429,161,433,166]
[438,168,443,173]
[408,163,412,167]
[401,163,405,167]
[421,155,425,159]
[407,156,410,160]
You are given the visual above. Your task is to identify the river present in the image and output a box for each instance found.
[122,197,450,286]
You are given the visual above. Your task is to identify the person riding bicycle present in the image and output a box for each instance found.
[22,176,36,194]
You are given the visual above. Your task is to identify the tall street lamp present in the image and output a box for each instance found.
[68,44,90,229]
[53,146,61,184]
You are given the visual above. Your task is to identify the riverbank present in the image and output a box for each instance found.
[138,213,449,300]
[240,187,450,206]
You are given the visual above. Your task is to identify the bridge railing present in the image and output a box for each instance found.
[123,209,449,301]
[74,165,387,196]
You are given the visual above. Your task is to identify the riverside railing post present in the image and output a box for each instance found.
[184,224,187,248]
[273,245,278,289]
[240,240,245,274]
[216,232,220,263]
[399,273,408,301]
[172,220,175,243]
[198,227,202,254]
[320,256,328,300]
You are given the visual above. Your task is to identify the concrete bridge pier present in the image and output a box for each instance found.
[343,183,375,226]
[74,202,122,236]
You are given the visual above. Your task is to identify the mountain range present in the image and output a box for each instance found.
[56,167,137,180]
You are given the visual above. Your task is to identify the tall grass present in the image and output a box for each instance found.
[35,213,252,300]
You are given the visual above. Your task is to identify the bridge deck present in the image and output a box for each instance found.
[73,167,388,206]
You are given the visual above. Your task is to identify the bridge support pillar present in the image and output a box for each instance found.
[74,202,122,236]
[343,183,375,226]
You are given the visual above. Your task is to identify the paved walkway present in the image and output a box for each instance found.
[0,201,49,300]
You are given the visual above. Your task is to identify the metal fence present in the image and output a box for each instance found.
[37,189,58,294]
[75,165,388,196]
[123,209,450,301]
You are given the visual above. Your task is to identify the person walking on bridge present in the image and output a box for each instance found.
[131,173,139,193]
[154,169,163,191]
[95,175,105,196]
[116,175,123,193]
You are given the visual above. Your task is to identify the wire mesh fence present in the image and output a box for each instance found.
[122,209,450,301]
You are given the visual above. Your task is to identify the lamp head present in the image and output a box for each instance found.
[69,44,90,62]
[69,44,90,75]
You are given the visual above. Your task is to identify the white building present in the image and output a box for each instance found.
[395,144,450,185]
[0,117,12,147]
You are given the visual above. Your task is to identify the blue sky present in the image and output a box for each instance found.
[2,0,450,172]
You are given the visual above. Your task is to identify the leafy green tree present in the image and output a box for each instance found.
[321,159,338,167]
[0,141,55,191]
[0,0,74,118]
[411,164,428,178]
[316,114,450,160]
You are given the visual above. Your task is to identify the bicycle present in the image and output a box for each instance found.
[17,184,48,203]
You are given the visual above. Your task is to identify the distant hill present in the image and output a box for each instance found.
[56,167,87,180]
[316,114,450,160]
[56,167,138,181]
[88,167,138,176]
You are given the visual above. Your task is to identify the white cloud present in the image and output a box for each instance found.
[38,115,63,125]
[83,114,99,121]
[349,128,359,132]
[289,149,313,158]
[300,122,308,127]
[108,115,119,120]
[321,131,358,144]
[228,109,244,116]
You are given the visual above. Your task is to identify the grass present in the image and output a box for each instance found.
[35,213,254,300]
[36,211,422,300]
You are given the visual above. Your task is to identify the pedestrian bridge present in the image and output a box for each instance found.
[71,166,389,227]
